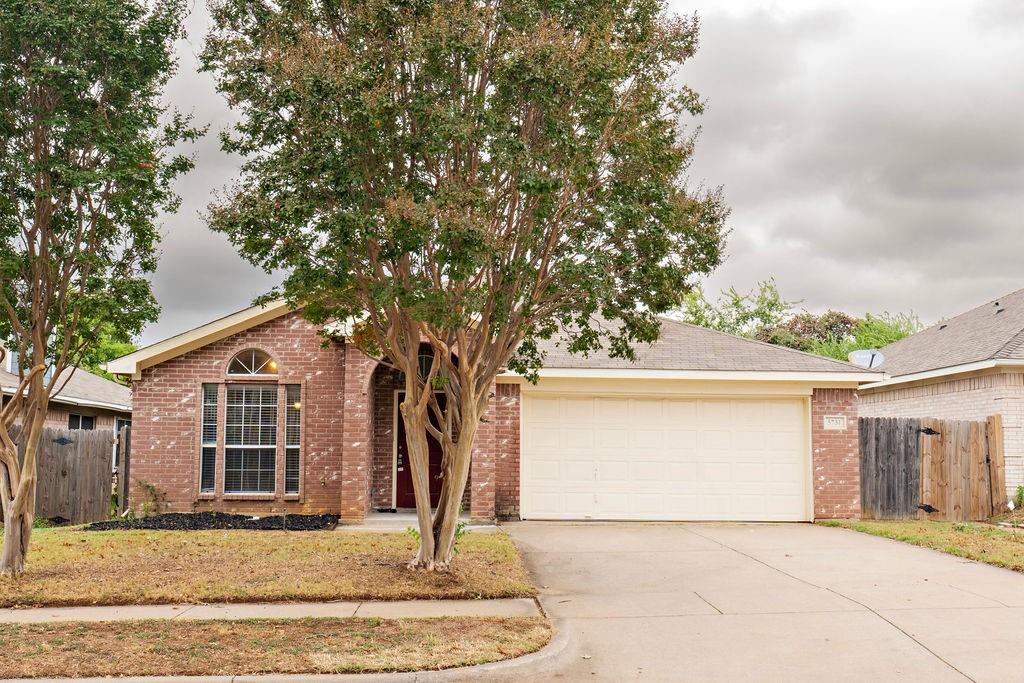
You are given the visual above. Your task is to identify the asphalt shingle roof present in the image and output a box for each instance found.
[878,287,1024,377]
[536,317,873,374]
[0,366,131,410]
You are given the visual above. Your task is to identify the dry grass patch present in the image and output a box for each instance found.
[819,519,1024,571]
[0,529,534,607]
[0,616,551,679]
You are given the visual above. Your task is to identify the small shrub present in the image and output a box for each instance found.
[137,480,168,517]
[952,522,970,532]
[1015,485,1024,509]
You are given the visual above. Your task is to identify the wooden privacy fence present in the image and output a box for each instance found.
[859,415,1008,521]
[12,426,116,524]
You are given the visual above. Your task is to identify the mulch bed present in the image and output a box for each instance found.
[85,512,339,532]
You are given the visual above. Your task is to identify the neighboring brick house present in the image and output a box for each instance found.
[0,349,131,434]
[107,301,879,523]
[859,288,1024,495]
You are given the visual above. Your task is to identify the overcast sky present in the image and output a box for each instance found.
[143,0,1024,344]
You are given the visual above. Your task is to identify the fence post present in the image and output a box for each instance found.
[117,425,132,516]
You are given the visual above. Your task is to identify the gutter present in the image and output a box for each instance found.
[858,358,1024,390]
[497,368,885,383]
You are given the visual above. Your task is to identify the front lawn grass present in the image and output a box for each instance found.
[819,519,1024,571]
[0,616,551,678]
[0,529,535,607]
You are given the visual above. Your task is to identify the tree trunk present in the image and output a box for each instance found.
[0,502,32,578]
[431,403,480,568]
[400,399,437,569]
[0,402,45,577]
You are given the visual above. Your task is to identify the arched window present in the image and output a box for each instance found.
[227,349,278,376]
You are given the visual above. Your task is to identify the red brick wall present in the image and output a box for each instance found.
[811,388,860,519]
[493,383,521,520]
[370,366,400,509]
[129,311,351,515]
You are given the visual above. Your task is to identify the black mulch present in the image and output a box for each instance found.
[85,512,339,532]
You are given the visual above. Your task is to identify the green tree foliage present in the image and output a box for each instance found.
[756,310,858,352]
[807,313,922,361]
[680,279,793,337]
[0,0,198,575]
[680,279,921,361]
[81,323,138,382]
[202,0,727,567]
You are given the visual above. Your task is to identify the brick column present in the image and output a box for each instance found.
[811,388,861,519]
[494,382,521,520]
[470,383,497,521]
[340,343,375,522]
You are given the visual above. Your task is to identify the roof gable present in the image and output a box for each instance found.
[878,288,1024,377]
[106,300,292,379]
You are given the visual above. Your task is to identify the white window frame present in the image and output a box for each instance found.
[223,383,278,494]
[226,349,279,378]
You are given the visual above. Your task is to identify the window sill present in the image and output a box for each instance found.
[221,493,277,500]
[283,494,300,501]
[197,493,216,500]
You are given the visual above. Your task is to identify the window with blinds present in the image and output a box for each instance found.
[224,384,278,493]
[285,384,300,495]
[200,384,218,493]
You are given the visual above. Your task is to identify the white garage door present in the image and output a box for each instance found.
[520,394,810,521]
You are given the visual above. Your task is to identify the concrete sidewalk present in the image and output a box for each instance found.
[0,598,539,623]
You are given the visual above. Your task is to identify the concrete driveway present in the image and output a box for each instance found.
[505,522,1024,682]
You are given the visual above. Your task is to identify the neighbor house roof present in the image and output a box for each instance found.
[0,366,131,412]
[525,317,881,381]
[868,288,1024,385]
[109,301,882,384]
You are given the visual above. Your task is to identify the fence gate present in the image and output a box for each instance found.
[859,416,1007,521]
[13,426,116,524]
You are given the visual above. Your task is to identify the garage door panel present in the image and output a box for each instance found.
[597,460,628,481]
[527,396,561,419]
[667,400,699,422]
[703,430,733,450]
[630,429,664,450]
[527,458,562,481]
[633,399,664,420]
[564,460,595,483]
[562,427,595,450]
[630,460,664,481]
[521,394,810,521]
[597,398,629,419]
[564,397,595,419]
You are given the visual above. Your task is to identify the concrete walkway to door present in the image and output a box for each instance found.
[505,521,1024,682]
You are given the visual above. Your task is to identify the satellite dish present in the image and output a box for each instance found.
[848,349,884,369]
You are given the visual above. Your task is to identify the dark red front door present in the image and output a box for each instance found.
[395,393,444,508]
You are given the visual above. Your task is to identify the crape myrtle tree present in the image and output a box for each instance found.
[203,0,727,569]
[0,0,198,575]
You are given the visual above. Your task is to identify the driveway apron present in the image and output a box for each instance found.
[505,521,1024,682]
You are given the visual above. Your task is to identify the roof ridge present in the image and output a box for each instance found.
[995,325,1024,359]
[657,316,872,372]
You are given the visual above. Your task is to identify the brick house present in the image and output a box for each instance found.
[859,288,1024,495]
[107,302,879,523]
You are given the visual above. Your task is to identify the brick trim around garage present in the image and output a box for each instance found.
[810,388,860,519]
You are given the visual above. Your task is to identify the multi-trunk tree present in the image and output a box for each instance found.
[0,0,197,575]
[203,0,727,568]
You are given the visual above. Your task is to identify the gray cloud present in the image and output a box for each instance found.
[139,1,1024,344]
[682,0,1024,322]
